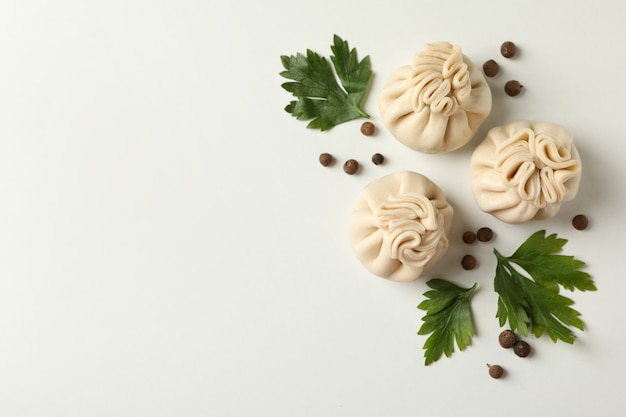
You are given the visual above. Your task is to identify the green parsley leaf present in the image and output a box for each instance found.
[417,279,477,365]
[493,230,596,343]
[505,230,596,292]
[279,35,372,131]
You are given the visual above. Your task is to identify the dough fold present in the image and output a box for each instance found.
[470,120,582,223]
[379,42,492,153]
[349,171,453,281]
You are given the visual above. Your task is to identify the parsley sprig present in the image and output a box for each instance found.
[494,230,596,343]
[279,35,373,131]
[417,279,477,365]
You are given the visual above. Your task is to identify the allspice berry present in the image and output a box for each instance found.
[505,80,523,96]
[500,41,518,58]
[319,153,333,167]
[513,340,531,358]
[572,214,589,230]
[487,364,504,379]
[371,153,384,165]
[483,59,500,77]
[461,255,477,270]
[462,231,476,244]
[499,330,517,348]
[343,159,359,175]
[360,121,375,136]
[476,227,494,242]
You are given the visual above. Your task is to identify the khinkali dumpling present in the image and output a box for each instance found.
[349,171,453,281]
[470,120,582,224]
[379,42,492,154]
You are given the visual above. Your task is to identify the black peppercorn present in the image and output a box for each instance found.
[371,153,384,165]
[476,227,494,242]
[487,364,504,379]
[319,153,333,167]
[343,159,359,175]
[500,41,517,58]
[513,340,531,358]
[505,80,523,96]
[360,121,375,136]
[461,255,477,270]
[483,59,500,77]
[462,231,476,244]
[499,330,517,348]
[572,214,589,230]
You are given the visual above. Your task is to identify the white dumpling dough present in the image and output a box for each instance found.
[349,171,453,282]
[470,120,582,224]
[379,42,492,154]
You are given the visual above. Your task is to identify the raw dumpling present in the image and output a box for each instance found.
[349,171,453,281]
[379,42,492,154]
[470,120,582,224]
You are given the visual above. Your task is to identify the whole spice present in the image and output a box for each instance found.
[482,59,500,77]
[461,255,477,270]
[487,364,504,379]
[504,80,523,96]
[498,330,517,348]
[476,227,494,242]
[513,340,531,358]
[343,159,359,175]
[572,214,589,230]
[319,153,333,167]
[371,153,384,165]
[462,231,476,244]
[500,41,517,58]
[361,121,375,136]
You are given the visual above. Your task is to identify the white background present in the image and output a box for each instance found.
[0,1,625,416]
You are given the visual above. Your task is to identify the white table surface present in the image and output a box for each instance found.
[1,1,625,416]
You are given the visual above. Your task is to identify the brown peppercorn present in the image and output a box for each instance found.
[462,231,476,244]
[487,364,504,379]
[319,153,333,167]
[513,340,531,358]
[500,41,517,58]
[371,153,384,165]
[504,80,523,96]
[572,214,589,230]
[360,121,375,136]
[461,255,477,270]
[476,227,494,242]
[498,330,517,348]
[483,59,500,77]
[343,159,359,175]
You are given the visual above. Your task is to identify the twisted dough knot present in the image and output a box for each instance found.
[375,194,446,269]
[410,42,471,117]
[495,128,581,208]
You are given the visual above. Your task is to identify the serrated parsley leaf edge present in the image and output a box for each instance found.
[417,279,477,366]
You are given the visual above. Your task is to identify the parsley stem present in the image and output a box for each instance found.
[494,250,517,278]
[355,106,370,119]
